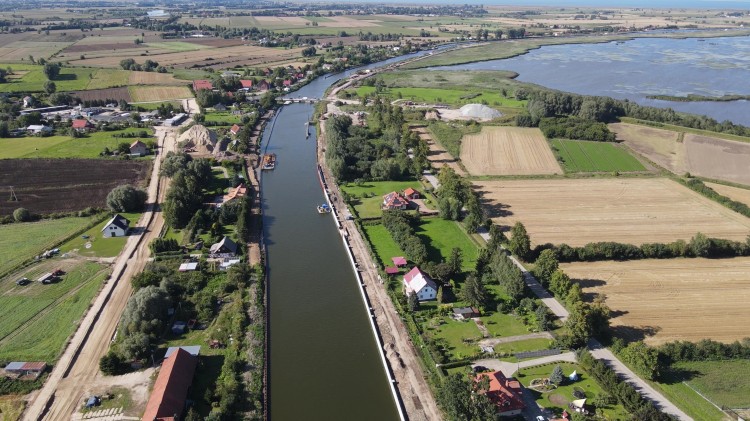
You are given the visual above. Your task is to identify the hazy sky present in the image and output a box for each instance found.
[332,0,750,9]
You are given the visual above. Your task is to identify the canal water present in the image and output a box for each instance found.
[262,50,439,420]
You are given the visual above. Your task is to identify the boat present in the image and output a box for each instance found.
[317,203,331,214]
[262,153,276,170]
[305,121,310,139]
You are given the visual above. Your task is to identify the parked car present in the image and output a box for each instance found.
[16,278,30,286]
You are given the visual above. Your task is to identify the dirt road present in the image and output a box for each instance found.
[23,119,185,421]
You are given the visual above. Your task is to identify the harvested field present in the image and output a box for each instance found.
[182,38,249,48]
[475,178,750,247]
[705,182,750,207]
[684,134,750,186]
[72,87,131,103]
[561,257,750,345]
[460,127,561,176]
[129,86,192,102]
[610,122,685,173]
[0,159,150,216]
[412,126,466,176]
[128,71,189,86]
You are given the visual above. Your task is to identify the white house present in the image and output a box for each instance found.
[130,140,148,156]
[403,267,438,301]
[101,214,130,238]
[26,125,52,135]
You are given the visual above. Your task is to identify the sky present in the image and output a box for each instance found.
[322,0,750,9]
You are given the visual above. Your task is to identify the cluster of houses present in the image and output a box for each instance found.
[192,66,311,96]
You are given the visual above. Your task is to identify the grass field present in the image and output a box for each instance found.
[653,367,730,421]
[87,69,130,89]
[416,217,478,271]
[671,360,750,409]
[0,216,99,277]
[561,257,750,345]
[0,260,106,362]
[60,212,141,258]
[0,65,94,93]
[354,86,520,108]
[0,128,154,159]
[146,41,206,52]
[493,337,553,356]
[550,139,646,172]
[460,127,561,176]
[0,396,25,421]
[129,85,193,102]
[424,316,481,359]
[204,111,243,126]
[362,223,405,268]
[341,180,429,219]
[476,178,750,247]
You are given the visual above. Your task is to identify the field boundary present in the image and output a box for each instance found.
[683,382,724,412]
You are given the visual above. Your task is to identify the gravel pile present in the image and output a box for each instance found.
[459,103,502,120]
[179,125,218,155]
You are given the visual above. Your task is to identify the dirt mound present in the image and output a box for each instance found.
[179,125,218,155]
[459,103,502,120]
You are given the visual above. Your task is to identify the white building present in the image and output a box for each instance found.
[101,214,130,238]
[403,267,437,301]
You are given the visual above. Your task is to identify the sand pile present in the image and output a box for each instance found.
[459,104,502,120]
[179,125,218,155]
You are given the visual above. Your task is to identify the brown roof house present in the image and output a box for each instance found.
[142,348,198,421]
[475,371,525,417]
[382,192,409,211]
[130,140,149,156]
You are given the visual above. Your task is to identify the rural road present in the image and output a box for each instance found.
[473,352,578,378]
[477,331,554,348]
[23,107,193,421]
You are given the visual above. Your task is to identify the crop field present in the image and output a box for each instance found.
[128,71,189,86]
[0,65,95,93]
[0,259,107,362]
[72,87,131,103]
[0,159,150,215]
[0,127,153,159]
[560,257,750,345]
[550,139,645,173]
[474,178,750,247]
[609,123,684,173]
[705,182,750,206]
[0,40,75,62]
[0,216,100,277]
[129,85,193,102]
[86,69,130,89]
[460,127,561,176]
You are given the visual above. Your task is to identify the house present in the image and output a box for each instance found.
[129,140,148,156]
[223,183,248,204]
[240,80,253,91]
[475,371,525,417]
[403,267,437,301]
[210,236,238,255]
[101,214,130,238]
[403,187,420,200]
[257,80,270,91]
[230,124,241,136]
[192,79,214,91]
[382,192,409,211]
[26,125,52,135]
[71,119,94,132]
[453,306,480,320]
[3,362,47,380]
[282,79,292,87]
[22,96,34,108]
[214,103,227,111]
[142,348,198,421]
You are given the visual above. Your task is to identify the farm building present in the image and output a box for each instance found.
[403,188,420,200]
[453,307,480,320]
[210,236,238,256]
[101,214,130,238]
[240,80,253,91]
[230,124,241,136]
[71,119,94,133]
[129,140,149,156]
[403,267,437,301]
[192,80,214,91]
[475,371,525,416]
[142,348,198,421]
[382,192,410,210]
[164,113,187,127]
[26,125,52,135]
[3,362,47,380]
[222,183,248,204]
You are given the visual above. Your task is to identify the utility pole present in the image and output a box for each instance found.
[9,186,18,202]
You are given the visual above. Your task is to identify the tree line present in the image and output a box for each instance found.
[435,166,485,234]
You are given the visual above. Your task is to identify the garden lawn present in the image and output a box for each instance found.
[362,223,404,268]
[518,362,629,420]
[204,111,243,126]
[550,139,645,173]
[493,338,553,356]
[0,66,94,93]
[341,180,426,219]
[650,374,726,421]
[481,311,532,338]
[59,212,141,258]
[354,86,523,108]
[416,217,478,271]
[0,216,99,276]
[425,316,482,361]
[0,260,106,362]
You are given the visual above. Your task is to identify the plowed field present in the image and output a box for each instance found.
[475,178,750,246]
[460,127,561,175]
[561,257,750,345]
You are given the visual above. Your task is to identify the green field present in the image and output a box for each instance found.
[0,128,154,159]
[0,66,94,93]
[493,337,553,357]
[204,111,243,126]
[87,69,130,89]
[550,139,646,172]
[354,86,522,109]
[146,41,206,52]
[60,212,141,258]
[416,217,478,271]
[0,260,106,362]
[0,216,100,277]
[362,223,405,268]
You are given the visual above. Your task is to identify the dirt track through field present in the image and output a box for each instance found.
[412,126,466,176]
[562,257,750,345]
[475,177,750,246]
[460,126,561,175]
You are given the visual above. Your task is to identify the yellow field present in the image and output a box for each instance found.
[128,71,188,86]
[475,178,750,246]
[460,126,561,175]
[706,182,750,207]
[610,123,685,173]
[561,257,750,345]
[129,86,193,102]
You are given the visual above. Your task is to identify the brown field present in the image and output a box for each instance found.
[0,159,150,215]
[561,257,750,345]
[460,126,561,176]
[129,86,193,102]
[72,87,131,103]
[413,126,466,176]
[705,182,750,207]
[611,123,750,186]
[475,178,750,247]
[128,71,188,86]
[0,41,74,62]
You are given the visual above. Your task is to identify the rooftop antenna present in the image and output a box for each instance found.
[9,186,18,202]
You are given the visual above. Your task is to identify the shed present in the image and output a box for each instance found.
[178,262,198,272]
[164,345,201,359]
[129,140,148,156]
[214,103,227,111]
[171,321,187,334]
[453,306,480,320]
[4,361,47,377]
[230,124,241,136]
[385,267,400,275]
[391,256,407,267]
[37,273,55,284]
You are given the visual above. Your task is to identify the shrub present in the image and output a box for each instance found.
[106,184,147,213]
[13,207,31,222]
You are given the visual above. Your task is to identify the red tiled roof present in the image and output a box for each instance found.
[192,80,213,91]
[404,187,418,197]
[385,266,400,275]
[392,256,407,266]
[240,80,253,88]
[71,119,91,129]
[21,362,47,371]
[230,124,241,135]
[475,371,525,414]
[142,348,197,421]
[383,192,409,209]
[282,80,292,86]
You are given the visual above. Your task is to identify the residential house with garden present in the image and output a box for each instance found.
[475,371,525,417]
[403,267,437,301]
[101,214,130,238]
[382,191,410,211]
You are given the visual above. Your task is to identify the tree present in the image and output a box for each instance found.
[460,275,489,309]
[13,207,31,222]
[508,222,531,261]
[565,302,591,347]
[533,249,559,287]
[49,92,73,105]
[106,185,148,213]
[407,292,419,312]
[43,80,56,94]
[119,286,171,337]
[690,232,711,257]
[619,341,662,380]
[437,373,496,421]
[43,62,61,80]
[99,351,126,375]
[550,364,564,385]
[119,331,151,361]
[447,247,463,276]
[436,286,445,304]
[160,152,192,177]
[549,270,572,298]
[536,306,552,331]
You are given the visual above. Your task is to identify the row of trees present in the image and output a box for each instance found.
[162,153,213,228]
[682,178,750,219]
[435,166,485,233]
[119,58,165,72]
[381,211,428,265]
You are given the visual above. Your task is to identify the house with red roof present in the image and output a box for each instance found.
[230,124,241,136]
[142,348,198,421]
[192,79,214,91]
[403,267,437,301]
[382,191,409,210]
[240,80,253,90]
[257,80,270,91]
[222,183,248,204]
[475,371,525,417]
[71,119,94,133]
[403,187,420,200]
[282,79,292,87]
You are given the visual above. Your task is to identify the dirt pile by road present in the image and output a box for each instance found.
[179,124,218,155]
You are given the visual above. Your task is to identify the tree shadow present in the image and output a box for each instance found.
[474,189,513,218]
[659,366,702,385]
[54,73,78,81]
[610,325,661,343]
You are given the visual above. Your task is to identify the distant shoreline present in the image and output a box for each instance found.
[648,93,750,103]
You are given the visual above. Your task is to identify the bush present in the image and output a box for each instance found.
[99,351,127,375]
[106,185,147,213]
[13,207,31,222]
